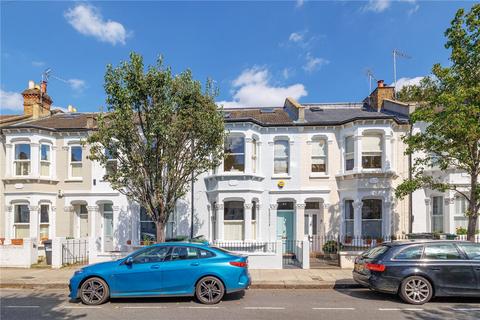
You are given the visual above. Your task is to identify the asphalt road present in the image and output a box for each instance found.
[1,288,479,320]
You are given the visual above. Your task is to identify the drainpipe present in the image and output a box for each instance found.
[408,123,413,234]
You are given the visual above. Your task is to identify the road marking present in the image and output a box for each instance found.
[178,306,222,309]
[123,306,168,309]
[379,308,424,311]
[450,308,480,311]
[61,306,102,309]
[6,306,40,308]
[312,307,355,310]
[244,307,285,310]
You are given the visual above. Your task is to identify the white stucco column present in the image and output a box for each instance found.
[29,205,39,240]
[245,137,253,174]
[87,206,98,240]
[269,204,278,241]
[5,143,12,176]
[5,205,12,240]
[339,201,345,239]
[383,199,393,238]
[424,198,431,232]
[215,203,224,241]
[51,146,57,179]
[244,203,253,241]
[296,203,306,241]
[353,200,363,238]
[353,135,362,172]
[384,134,393,171]
[255,203,261,240]
[30,143,40,177]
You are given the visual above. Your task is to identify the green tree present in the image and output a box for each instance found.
[87,53,226,242]
[395,5,480,241]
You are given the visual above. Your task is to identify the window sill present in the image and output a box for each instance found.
[3,176,59,183]
[309,174,330,179]
[271,175,291,180]
[65,178,84,182]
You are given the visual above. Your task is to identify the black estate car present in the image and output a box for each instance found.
[353,240,480,304]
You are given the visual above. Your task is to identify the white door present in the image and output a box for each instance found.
[103,204,114,252]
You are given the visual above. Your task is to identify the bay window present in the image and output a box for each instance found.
[454,195,468,230]
[274,139,289,174]
[311,138,327,173]
[140,208,156,242]
[251,200,257,240]
[362,199,382,238]
[344,200,354,238]
[362,134,382,169]
[224,201,244,240]
[40,144,51,176]
[14,144,31,176]
[14,205,30,239]
[70,146,83,178]
[224,136,245,172]
[39,204,50,241]
[345,136,354,171]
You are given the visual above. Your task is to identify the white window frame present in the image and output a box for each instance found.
[39,143,51,177]
[344,136,354,171]
[251,137,258,174]
[224,200,245,241]
[311,137,327,174]
[362,133,383,170]
[454,195,468,231]
[105,148,118,178]
[361,199,383,239]
[69,145,83,179]
[13,204,30,239]
[344,200,354,238]
[431,196,444,233]
[273,139,290,175]
[39,204,50,241]
[14,143,31,177]
[223,135,245,173]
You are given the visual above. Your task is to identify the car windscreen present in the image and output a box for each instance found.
[361,245,389,259]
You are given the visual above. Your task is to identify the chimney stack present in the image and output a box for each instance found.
[367,79,395,112]
[22,80,52,119]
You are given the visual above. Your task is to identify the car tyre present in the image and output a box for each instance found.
[195,276,225,304]
[399,276,433,305]
[79,277,110,305]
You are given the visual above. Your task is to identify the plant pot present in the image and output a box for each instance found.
[376,238,383,244]
[365,239,373,245]
[126,240,132,245]
[11,239,23,245]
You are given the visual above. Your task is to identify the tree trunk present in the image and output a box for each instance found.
[155,221,166,243]
[467,174,478,242]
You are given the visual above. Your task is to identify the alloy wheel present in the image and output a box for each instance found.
[80,279,107,305]
[401,277,432,304]
[196,277,224,304]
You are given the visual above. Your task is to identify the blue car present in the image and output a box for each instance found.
[69,242,250,305]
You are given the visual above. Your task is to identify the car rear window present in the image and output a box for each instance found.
[362,245,389,259]
[456,243,480,260]
[393,245,424,260]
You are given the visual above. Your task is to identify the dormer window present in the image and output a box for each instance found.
[14,144,31,176]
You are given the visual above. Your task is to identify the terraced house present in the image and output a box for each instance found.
[1,79,469,269]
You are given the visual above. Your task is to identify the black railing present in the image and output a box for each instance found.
[212,241,277,253]
[62,239,88,266]
[282,240,303,267]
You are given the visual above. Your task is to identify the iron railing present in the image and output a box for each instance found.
[62,238,88,266]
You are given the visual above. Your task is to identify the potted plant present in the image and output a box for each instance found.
[344,236,353,244]
[126,240,132,245]
[365,236,373,245]
[376,237,383,244]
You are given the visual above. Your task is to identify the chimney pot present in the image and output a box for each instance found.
[377,80,384,88]
[28,80,35,89]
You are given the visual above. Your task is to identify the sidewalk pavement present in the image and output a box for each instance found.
[0,267,358,290]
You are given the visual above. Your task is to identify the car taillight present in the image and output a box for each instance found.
[365,263,386,272]
[229,261,248,268]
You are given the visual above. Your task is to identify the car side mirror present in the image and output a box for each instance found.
[124,256,133,265]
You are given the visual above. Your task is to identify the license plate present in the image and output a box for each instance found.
[354,263,364,272]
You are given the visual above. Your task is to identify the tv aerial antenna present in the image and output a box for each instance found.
[393,49,411,97]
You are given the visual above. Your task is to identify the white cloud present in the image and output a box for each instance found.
[303,53,329,73]
[289,32,304,43]
[218,67,307,109]
[67,79,86,92]
[0,89,23,112]
[32,61,45,67]
[65,4,128,45]
[282,68,293,80]
[407,4,420,16]
[391,76,424,91]
[363,0,391,13]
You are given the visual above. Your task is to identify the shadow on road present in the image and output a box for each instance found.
[108,289,246,304]
[402,305,480,320]
[0,290,86,320]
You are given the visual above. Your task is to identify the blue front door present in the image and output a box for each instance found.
[277,211,294,241]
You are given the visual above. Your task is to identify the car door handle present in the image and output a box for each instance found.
[151,265,160,269]
[430,268,440,271]
[190,262,200,266]
[475,268,480,271]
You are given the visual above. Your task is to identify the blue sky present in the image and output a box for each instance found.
[0,1,474,114]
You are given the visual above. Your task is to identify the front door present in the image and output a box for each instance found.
[103,204,114,252]
[277,211,294,240]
